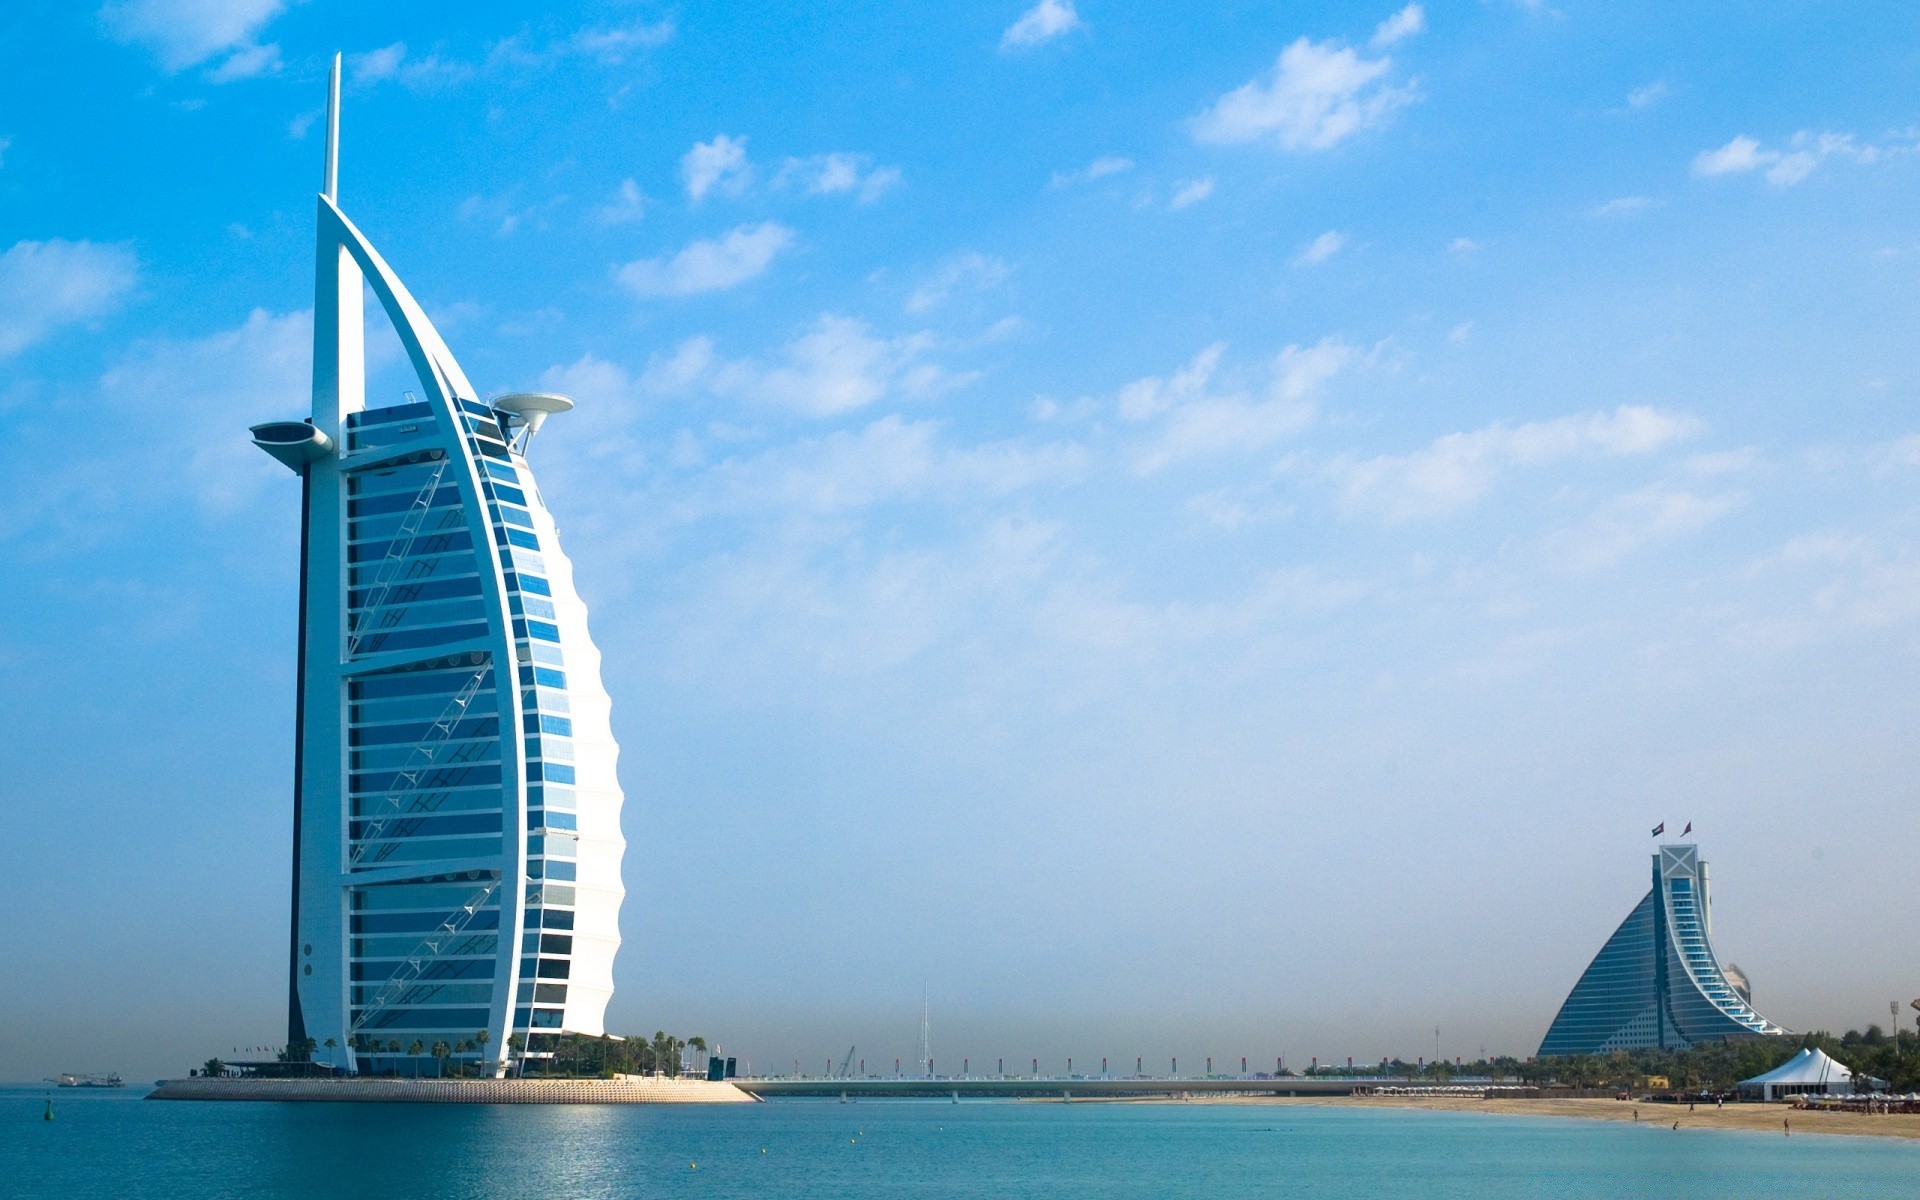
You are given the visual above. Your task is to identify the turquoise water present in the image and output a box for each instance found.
[6,1087,1919,1198]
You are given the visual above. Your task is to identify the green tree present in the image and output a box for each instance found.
[432,1040,452,1078]
[202,1058,226,1078]
[408,1039,426,1077]
[475,1029,492,1076]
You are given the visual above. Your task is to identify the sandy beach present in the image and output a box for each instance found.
[1169,1094,1920,1142]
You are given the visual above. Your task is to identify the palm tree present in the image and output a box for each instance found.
[322,1038,337,1075]
[505,1033,522,1078]
[407,1039,426,1077]
[432,1040,452,1078]
[475,1029,492,1077]
[202,1057,226,1078]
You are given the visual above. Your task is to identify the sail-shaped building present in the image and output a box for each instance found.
[1537,844,1787,1057]
[251,58,625,1077]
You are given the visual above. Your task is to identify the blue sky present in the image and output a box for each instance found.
[5,0,1920,1080]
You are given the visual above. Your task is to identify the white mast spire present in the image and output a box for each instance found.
[323,52,341,201]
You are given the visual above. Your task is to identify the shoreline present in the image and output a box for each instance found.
[145,1076,757,1104]
[1156,1094,1920,1142]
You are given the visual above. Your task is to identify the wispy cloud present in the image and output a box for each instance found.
[906,253,1012,314]
[1294,230,1348,266]
[1192,36,1418,151]
[1050,156,1135,188]
[1692,130,1887,188]
[1169,177,1215,209]
[1370,4,1425,48]
[1001,0,1083,50]
[774,153,902,203]
[1625,80,1669,111]
[1537,484,1740,570]
[1123,338,1360,473]
[597,180,646,225]
[0,239,139,358]
[99,0,283,77]
[203,40,279,81]
[616,223,794,298]
[490,18,675,68]
[347,42,473,90]
[1331,405,1702,521]
[630,315,971,419]
[1590,195,1658,218]
[682,134,753,202]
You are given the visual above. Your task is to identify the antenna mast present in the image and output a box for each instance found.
[920,983,931,1078]
[323,52,341,201]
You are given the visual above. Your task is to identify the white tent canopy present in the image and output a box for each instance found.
[1737,1048,1855,1101]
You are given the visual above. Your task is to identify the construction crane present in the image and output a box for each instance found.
[837,1046,857,1078]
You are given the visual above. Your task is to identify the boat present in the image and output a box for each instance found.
[49,1073,125,1088]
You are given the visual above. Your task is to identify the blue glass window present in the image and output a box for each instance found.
[518,574,552,597]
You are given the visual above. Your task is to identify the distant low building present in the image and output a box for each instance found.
[1538,844,1789,1057]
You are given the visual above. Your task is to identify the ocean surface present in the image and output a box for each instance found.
[6,1086,1919,1199]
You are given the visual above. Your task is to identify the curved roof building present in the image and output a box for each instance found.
[252,58,625,1077]
[1538,844,1787,1057]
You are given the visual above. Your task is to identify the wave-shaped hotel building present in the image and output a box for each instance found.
[251,59,624,1077]
[1538,843,1787,1057]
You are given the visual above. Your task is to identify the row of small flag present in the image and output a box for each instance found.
[1651,821,1693,837]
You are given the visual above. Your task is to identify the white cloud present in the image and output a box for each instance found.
[1591,195,1657,218]
[1001,0,1083,49]
[1693,130,1883,188]
[617,222,794,298]
[1625,80,1669,111]
[1191,37,1417,151]
[1169,177,1215,209]
[347,42,473,90]
[1537,485,1741,571]
[1448,236,1481,257]
[347,43,405,85]
[1050,155,1135,188]
[1124,338,1359,473]
[1332,405,1703,521]
[203,40,279,81]
[1692,135,1772,177]
[551,19,675,63]
[0,239,140,358]
[682,134,753,202]
[906,253,1012,314]
[775,153,902,203]
[99,0,283,73]
[598,179,646,225]
[690,416,1085,515]
[1370,4,1425,48]
[633,314,971,418]
[1294,230,1347,266]
[96,308,310,511]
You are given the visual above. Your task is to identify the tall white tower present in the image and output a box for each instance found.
[251,56,626,1076]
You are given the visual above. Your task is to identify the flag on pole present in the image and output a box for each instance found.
[1682,822,1691,836]
[1651,822,1665,837]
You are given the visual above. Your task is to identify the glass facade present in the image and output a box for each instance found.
[1538,844,1787,1057]
[258,166,624,1077]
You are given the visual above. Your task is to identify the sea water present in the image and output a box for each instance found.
[6,1086,1919,1199]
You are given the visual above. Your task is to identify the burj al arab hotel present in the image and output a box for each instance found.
[251,57,625,1077]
